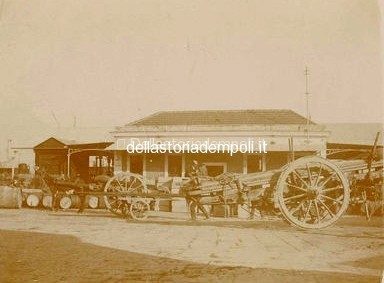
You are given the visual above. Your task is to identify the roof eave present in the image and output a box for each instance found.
[112,123,326,134]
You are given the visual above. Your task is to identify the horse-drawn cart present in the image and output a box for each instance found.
[102,172,173,220]
[101,155,382,229]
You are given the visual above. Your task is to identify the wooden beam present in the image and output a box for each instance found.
[242,154,247,174]
[261,154,266,172]
[164,154,169,178]
[126,154,130,172]
[142,154,147,177]
[181,154,186,177]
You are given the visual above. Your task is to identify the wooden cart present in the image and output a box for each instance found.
[103,156,382,229]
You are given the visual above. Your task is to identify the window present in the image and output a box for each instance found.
[89,156,109,167]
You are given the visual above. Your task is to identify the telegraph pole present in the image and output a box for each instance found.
[304,66,310,141]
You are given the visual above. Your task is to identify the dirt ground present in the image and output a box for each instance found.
[0,209,383,282]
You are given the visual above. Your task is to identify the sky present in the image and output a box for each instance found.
[0,0,383,158]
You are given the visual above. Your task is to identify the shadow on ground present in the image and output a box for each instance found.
[0,230,380,283]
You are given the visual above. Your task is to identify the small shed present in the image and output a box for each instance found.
[34,137,113,182]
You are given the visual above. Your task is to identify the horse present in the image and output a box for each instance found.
[36,169,89,212]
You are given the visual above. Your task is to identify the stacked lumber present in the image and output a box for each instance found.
[239,170,280,187]
[333,159,383,173]
[238,159,383,188]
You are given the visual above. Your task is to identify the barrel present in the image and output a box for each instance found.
[59,196,72,210]
[0,186,22,208]
[61,195,100,210]
[42,195,52,208]
[26,194,40,207]
[87,196,99,209]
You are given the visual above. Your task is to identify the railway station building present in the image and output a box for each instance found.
[109,110,328,188]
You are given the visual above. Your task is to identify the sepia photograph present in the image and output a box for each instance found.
[0,1,383,282]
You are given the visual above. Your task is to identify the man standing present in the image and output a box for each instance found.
[188,160,200,186]
[185,160,210,220]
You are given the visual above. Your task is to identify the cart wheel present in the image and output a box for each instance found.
[129,199,150,220]
[104,172,147,216]
[276,156,350,229]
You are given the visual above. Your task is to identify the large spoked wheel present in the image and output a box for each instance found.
[276,156,350,229]
[129,199,150,220]
[104,172,147,216]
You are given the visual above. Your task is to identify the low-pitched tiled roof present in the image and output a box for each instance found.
[34,137,113,149]
[128,109,314,126]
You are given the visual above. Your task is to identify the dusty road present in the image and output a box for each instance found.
[0,209,383,282]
